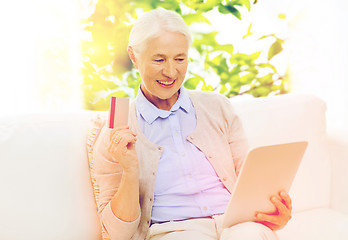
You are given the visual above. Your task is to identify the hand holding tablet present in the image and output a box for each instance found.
[254,190,293,230]
[221,141,308,229]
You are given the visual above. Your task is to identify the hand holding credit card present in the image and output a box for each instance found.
[108,97,130,129]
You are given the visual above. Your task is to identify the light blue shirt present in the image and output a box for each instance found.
[135,86,231,223]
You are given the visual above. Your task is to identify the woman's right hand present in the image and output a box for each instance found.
[108,126,138,173]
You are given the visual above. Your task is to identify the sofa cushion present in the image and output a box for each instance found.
[0,112,102,240]
[328,130,348,214]
[230,94,331,213]
[277,208,348,240]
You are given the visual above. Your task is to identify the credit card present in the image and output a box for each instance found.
[108,97,129,129]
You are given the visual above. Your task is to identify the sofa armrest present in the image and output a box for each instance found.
[328,129,348,214]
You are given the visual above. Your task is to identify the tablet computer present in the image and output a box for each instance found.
[221,141,308,229]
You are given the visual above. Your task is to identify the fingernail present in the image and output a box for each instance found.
[272,197,277,202]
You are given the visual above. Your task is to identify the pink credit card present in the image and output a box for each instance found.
[108,97,129,129]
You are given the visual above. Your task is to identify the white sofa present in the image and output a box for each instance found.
[0,93,347,240]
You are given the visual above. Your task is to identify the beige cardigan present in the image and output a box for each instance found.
[89,90,249,240]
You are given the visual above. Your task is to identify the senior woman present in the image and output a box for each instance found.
[92,7,292,240]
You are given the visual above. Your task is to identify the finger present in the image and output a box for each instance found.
[111,135,121,145]
[113,127,136,135]
[109,133,137,156]
[255,213,280,226]
[120,132,137,142]
[109,126,131,141]
[110,129,136,141]
[122,129,137,136]
[109,125,128,134]
[118,138,129,154]
[254,220,279,231]
[271,196,289,215]
[130,137,137,144]
[111,130,136,143]
[279,191,292,211]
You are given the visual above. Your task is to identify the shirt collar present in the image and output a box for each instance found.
[135,85,192,124]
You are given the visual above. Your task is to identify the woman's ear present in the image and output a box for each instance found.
[127,46,138,69]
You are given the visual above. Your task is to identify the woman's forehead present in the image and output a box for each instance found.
[144,32,189,55]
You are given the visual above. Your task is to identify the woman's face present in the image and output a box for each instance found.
[132,31,189,110]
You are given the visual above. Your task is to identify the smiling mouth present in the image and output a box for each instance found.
[156,79,175,86]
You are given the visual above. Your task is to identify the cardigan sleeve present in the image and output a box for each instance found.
[92,125,140,240]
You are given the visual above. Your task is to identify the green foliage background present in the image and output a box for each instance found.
[81,0,289,110]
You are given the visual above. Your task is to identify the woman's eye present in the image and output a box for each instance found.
[154,59,164,62]
[176,58,185,62]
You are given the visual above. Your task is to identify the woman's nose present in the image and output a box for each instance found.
[162,61,177,79]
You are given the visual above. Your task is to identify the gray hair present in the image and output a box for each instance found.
[128,8,192,56]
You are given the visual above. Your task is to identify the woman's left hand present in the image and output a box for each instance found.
[254,191,292,231]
